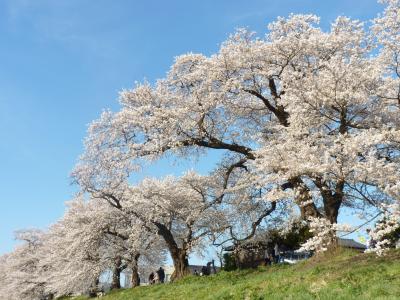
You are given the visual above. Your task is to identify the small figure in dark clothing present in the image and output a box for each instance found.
[148,272,155,285]
[264,255,271,266]
[157,267,165,283]
[269,254,274,264]
[201,265,210,276]
[194,270,199,276]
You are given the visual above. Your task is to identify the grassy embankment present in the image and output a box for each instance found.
[65,248,400,300]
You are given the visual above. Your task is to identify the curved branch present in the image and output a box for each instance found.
[230,201,277,243]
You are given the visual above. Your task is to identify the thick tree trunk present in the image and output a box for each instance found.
[171,248,190,281]
[154,221,190,281]
[323,195,342,224]
[130,253,140,288]
[111,256,122,290]
[322,181,344,224]
[314,178,344,225]
[284,177,321,220]
[170,248,190,281]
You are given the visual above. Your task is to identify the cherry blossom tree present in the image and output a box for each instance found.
[42,197,117,296]
[119,172,227,280]
[40,196,164,297]
[72,0,399,256]
[365,203,400,255]
[0,230,49,300]
[254,1,399,250]
[0,254,9,299]
[73,133,280,279]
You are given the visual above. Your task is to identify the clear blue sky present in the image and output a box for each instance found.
[0,0,382,256]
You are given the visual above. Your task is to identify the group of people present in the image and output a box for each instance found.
[148,267,165,285]
[264,243,282,266]
[193,265,210,276]
[193,260,217,276]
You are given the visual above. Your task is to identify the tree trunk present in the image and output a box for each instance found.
[111,256,122,290]
[323,195,342,224]
[322,181,344,224]
[170,248,190,281]
[88,277,100,297]
[153,221,190,281]
[249,83,324,220]
[130,253,140,288]
[284,177,321,220]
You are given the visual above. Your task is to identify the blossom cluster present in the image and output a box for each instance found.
[298,218,353,253]
[366,203,400,255]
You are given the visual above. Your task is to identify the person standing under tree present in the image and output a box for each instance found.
[154,271,159,284]
[274,243,280,263]
[148,272,155,285]
[157,267,165,283]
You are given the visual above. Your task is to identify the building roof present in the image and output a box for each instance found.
[223,238,367,252]
[338,238,367,250]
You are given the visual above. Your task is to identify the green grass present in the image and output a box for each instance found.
[68,248,400,300]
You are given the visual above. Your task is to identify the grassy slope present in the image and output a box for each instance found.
[70,248,400,300]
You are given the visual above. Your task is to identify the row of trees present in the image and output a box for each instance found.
[1,0,400,299]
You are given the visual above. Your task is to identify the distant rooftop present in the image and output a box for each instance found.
[223,238,367,252]
[338,238,367,250]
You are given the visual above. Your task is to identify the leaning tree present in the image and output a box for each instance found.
[108,172,226,280]
[74,0,400,255]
